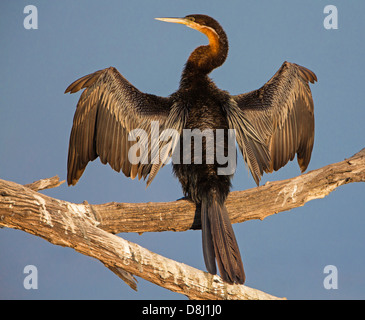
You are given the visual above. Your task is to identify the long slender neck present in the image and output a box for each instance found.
[180,25,228,87]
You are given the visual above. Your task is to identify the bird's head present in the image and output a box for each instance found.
[155,14,225,51]
[155,14,228,74]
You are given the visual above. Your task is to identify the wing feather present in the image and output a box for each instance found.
[65,67,184,186]
[232,61,316,183]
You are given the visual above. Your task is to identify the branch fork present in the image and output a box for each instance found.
[1,148,364,299]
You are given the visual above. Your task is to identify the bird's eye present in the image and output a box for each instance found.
[187,16,195,22]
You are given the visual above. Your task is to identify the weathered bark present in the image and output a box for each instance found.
[0,148,364,299]
[87,148,365,234]
[0,178,281,299]
[24,175,65,192]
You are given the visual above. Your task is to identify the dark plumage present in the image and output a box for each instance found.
[65,14,316,284]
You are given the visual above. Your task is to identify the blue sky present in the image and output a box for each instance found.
[1,1,364,299]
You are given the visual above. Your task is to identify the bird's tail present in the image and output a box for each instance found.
[201,192,245,284]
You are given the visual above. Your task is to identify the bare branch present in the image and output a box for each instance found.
[0,179,282,299]
[89,148,365,234]
[0,148,364,299]
[24,175,65,192]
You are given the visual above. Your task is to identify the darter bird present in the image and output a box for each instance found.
[65,14,316,284]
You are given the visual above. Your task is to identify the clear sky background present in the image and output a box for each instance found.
[1,1,364,300]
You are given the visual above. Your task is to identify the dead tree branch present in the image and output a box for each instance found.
[89,148,365,234]
[24,175,65,192]
[0,178,281,299]
[0,148,364,299]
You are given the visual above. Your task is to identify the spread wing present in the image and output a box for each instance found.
[65,67,185,187]
[232,61,317,184]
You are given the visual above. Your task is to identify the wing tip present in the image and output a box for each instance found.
[67,177,79,186]
[64,84,74,94]
[284,61,318,84]
[64,68,112,95]
[296,64,318,84]
[298,157,309,173]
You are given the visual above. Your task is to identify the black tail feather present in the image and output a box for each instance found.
[201,194,245,284]
[201,201,217,275]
